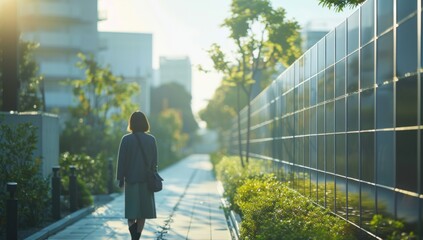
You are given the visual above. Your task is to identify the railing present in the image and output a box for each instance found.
[228,0,423,238]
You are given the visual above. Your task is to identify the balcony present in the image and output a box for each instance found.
[22,32,97,52]
[39,61,83,79]
[20,1,94,23]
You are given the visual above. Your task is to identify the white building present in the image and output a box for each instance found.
[19,0,99,111]
[159,56,192,95]
[98,32,153,115]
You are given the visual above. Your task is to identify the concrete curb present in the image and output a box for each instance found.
[217,181,240,240]
[24,206,95,240]
[24,193,120,240]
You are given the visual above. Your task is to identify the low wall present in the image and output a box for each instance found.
[0,112,59,178]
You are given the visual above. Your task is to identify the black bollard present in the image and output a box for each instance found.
[52,166,61,220]
[108,159,113,194]
[6,182,18,240]
[69,165,77,212]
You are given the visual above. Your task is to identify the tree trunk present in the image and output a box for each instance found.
[236,84,245,168]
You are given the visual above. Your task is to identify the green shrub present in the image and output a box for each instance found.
[60,152,108,194]
[235,176,354,240]
[0,122,50,230]
[214,156,266,213]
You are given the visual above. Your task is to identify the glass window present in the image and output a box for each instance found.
[396,76,418,127]
[310,76,317,106]
[396,193,419,234]
[310,136,317,169]
[294,62,300,86]
[311,171,318,201]
[326,135,335,173]
[318,136,325,170]
[335,134,346,175]
[376,187,395,216]
[318,39,325,72]
[299,57,304,83]
[335,98,346,132]
[347,93,359,131]
[304,136,310,167]
[304,80,310,108]
[376,83,394,129]
[311,46,318,77]
[360,89,375,130]
[310,107,317,134]
[396,130,418,192]
[360,42,375,90]
[397,0,417,23]
[397,16,417,79]
[318,72,325,103]
[326,31,335,67]
[361,0,375,45]
[348,10,359,54]
[335,59,346,97]
[326,174,335,210]
[347,51,359,94]
[317,172,325,205]
[335,177,347,218]
[318,105,325,134]
[361,132,375,182]
[326,66,335,100]
[377,31,394,85]
[286,91,294,114]
[347,133,359,179]
[377,0,393,35]
[326,101,335,133]
[376,131,394,187]
[361,183,375,231]
[305,51,311,79]
[347,179,360,224]
[336,21,346,62]
[304,108,310,134]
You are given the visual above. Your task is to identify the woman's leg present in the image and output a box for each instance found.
[128,219,137,239]
[136,218,146,233]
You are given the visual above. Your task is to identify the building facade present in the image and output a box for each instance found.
[159,56,192,95]
[98,32,152,115]
[19,0,99,111]
[231,0,423,238]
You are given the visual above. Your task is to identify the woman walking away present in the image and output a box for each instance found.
[116,111,158,240]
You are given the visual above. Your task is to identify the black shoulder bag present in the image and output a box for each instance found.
[134,133,163,192]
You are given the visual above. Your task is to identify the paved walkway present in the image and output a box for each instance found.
[47,154,231,240]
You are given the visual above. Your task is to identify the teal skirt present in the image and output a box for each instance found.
[125,182,156,219]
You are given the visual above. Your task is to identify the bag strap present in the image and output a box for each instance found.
[133,133,152,171]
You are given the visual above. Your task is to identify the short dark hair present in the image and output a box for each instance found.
[128,111,150,132]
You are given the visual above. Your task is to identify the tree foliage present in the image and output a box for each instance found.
[0,122,49,230]
[150,82,198,135]
[61,53,139,157]
[0,41,45,111]
[205,0,301,165]
[318,0,364,12]
[199,84,246,132]
[150,108,188,169]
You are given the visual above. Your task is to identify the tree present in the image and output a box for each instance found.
[150,108,188,168]
[207,0,301,166]
[150,82,198,135]
[318,0,364,12]
[60,53,140,157]
[0,41,45,111]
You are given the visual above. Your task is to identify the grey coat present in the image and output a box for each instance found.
[116,132,158,183]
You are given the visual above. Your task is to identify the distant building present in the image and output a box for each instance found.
[19,0,99,111]
[159,56,192,95]
[301,20,335,51]
[98,32,153,115]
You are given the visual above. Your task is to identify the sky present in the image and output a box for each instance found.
[98,0,355,114]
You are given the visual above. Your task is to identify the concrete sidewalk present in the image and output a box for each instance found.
[46,154,232,240]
